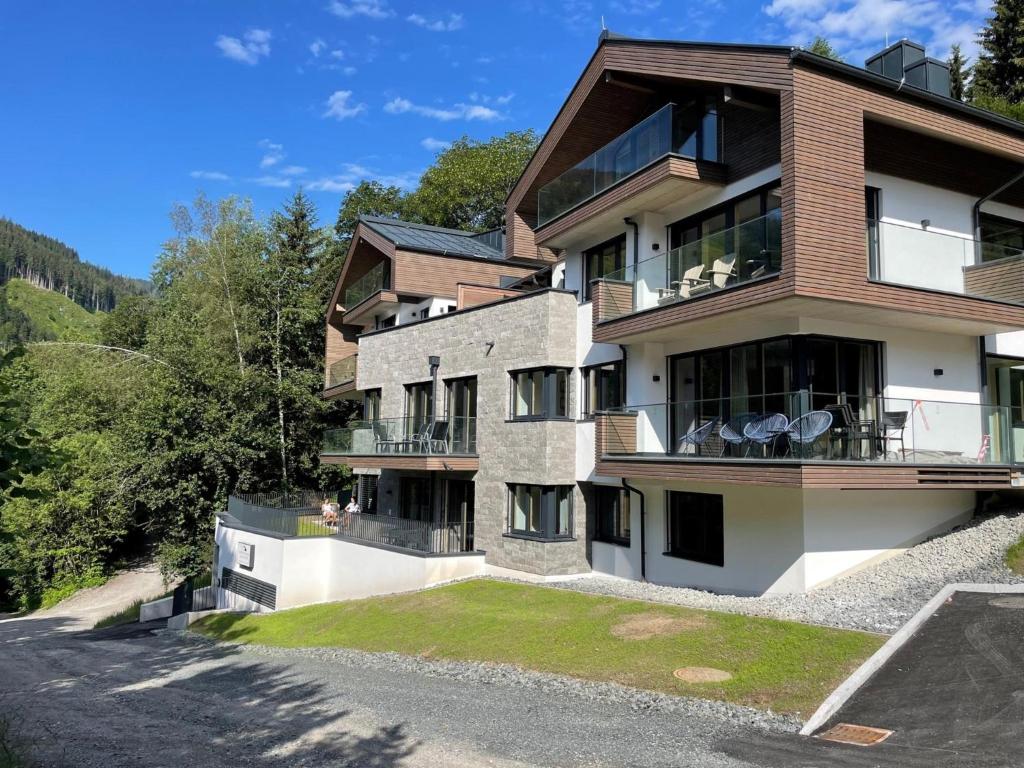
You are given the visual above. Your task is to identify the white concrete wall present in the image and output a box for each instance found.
[801,489,973,588]
[214,519,486,611]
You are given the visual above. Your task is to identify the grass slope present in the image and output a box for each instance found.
[3,278,101,341]
[1006,534,1024,575]
[195,579,883,715]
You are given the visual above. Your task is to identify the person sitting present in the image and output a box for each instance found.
[342,496,360,531]
[321,497,340,527]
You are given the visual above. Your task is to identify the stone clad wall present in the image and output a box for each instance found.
[357,289,588,575]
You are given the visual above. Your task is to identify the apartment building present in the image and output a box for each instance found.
[317,33,1024,597]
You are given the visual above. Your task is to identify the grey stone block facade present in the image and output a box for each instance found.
[356,289,589,576]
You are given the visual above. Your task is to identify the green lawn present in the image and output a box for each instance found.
[3,278,101,342]
[194,579,883,716]
[1006,534,1024,575]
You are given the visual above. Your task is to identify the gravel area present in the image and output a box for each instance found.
[182,631,802,734]
[546,511,1024,634]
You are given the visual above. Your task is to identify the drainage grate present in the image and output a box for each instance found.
[817,723,893,747]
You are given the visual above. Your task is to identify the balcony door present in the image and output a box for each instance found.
[399,476,433,522]
[443,478,475,550]
[405,381,433,435]
[446,377,477,453]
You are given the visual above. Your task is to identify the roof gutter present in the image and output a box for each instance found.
[973,168,1024,243]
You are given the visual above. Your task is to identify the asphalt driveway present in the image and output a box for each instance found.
[720,590,1024,767]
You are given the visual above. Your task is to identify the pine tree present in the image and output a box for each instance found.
[972,0,1024,102]
[806,36,843,62]
[949,44,971,101]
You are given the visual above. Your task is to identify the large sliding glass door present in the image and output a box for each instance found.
[445,377,477,453]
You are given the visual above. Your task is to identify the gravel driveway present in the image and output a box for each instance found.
[547,512,1024,633]
[0,612,783,768]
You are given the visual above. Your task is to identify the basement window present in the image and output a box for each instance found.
[665,491,723,567]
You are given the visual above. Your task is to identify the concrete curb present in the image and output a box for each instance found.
[800,582,1024,736]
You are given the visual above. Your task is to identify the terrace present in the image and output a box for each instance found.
[321,416,479,471]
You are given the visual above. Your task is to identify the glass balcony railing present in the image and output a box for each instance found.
[327,354,357,388]
[323,416,477,456]
[868,220,1024,304]
[344,261,388,309]
[537,101,720,226]
[599,391,1012,465]
[599,210,782,320]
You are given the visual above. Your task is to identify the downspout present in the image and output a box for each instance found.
[624,217,640,269]
[618,344,628,404]
[622,478,646,582]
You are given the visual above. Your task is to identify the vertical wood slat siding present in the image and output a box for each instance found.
[594,411,638,464]
[392,250,537,298]
[964,259,1024,304]
[457,284,525,310]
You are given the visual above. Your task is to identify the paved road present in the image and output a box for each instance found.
[0,613,764,768]
[722,590,1024,767]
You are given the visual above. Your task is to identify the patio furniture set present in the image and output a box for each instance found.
[656,250,771,303]
[371,420,453,454]
[678,403,909,460]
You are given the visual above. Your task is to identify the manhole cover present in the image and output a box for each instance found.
[673,666,732,683]
[989,596,1024,609]
[817,723,893,747]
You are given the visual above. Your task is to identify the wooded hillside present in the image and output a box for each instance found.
[0,218,149,312]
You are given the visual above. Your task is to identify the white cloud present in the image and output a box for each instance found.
[280,165,308,176]
[328,0,393,18]
[420,137,451,151]
[215,28,272,65]
[307,177,357,193]
[384,96,502,121]
[248,175,292,188]
[763,0,987,61]
[323,90,367,120]
[343,66,358,76]
[309,38,327,57]
[190,170,231,181]
[258,139,285,168]
[330,49,345,59]
[406,12,464,31]
[610,0,661,13]
[307,162,421,194]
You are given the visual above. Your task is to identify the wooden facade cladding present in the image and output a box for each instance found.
[591,280,634,324]
[533,156,727,247]
[392,249,537,299]
[320,454,479,472]
[964,259,1024,305]
[594,411,638,464]
[456,283,524,311]
[324,320,359,390]
[594,458,1019,490]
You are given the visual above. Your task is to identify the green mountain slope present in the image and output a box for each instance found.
[1,278,102,344]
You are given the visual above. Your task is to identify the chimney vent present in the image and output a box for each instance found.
[865,39,950,98]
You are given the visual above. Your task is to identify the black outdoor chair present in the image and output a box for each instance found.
[420,420,451,453]
[878,410,909,461]
[823,403,876,460]
[372,421,399,453]
[717,412,758,457]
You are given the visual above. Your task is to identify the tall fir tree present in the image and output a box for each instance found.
[949,44,971,101]
[972,0,1024,102]
[806,36,843,61]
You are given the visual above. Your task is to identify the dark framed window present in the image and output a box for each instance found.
[583,234,627,300]
[356,475,378,513]
[510,367,570,420]
[376,314,396,329]
[866,186,881,278]
[405,381,433,432]
[507,484,574,540]
[665,491,723,566]
[980,212,1024,263]
[583,360,624,418]
[363,389,381,421]
[445,376,478,453]
[400,476,432,522]
[593,486,630,545]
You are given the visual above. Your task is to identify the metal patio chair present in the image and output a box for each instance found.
[878,410,909,461]
[420,420,451,454]
[718,412,757,457]
[372,421,399,453]
[785,411,833,458]
[678,419,716,456]
[743,413,789,456]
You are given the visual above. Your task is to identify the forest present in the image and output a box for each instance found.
[0,131,537,610]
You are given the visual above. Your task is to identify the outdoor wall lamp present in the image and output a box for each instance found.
[921,219,931,229]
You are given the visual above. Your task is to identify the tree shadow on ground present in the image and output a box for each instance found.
[0,613,420,767]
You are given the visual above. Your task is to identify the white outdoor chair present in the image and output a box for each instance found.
[674,264,711,299]
[707,253,737,289]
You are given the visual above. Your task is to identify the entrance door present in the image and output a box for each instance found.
[444,478,475,551]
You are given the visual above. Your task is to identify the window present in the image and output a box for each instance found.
[419,307,430,320]
[582,235,627,300]
[400,476,432,522]
[376,314,396,329]
[363,389,381,422]
[593,486,630,545]
[583,360,624,418]
[405,381,433,432]
[665,491,723,566]
[510,367,570,420]
[980,212,1024,263]
[507,484,574,540]
[446,376,478,453]
[356,475,377,513]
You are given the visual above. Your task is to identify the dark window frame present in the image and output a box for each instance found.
[582,234,627,301]
[363,388,381,421]
[666,181,782,251]
[665,490,724,566]
[979,211,1024,263]
[593,485,630,546]
[506,483,575,541]
[508,366,572,421]
[582,360,625,419]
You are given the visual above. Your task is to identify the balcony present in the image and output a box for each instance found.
[344,261,388,310]
[594,392,1020,489]
[869,220,1024,305]
[537,101,720,227]
[321,416,479,471]
[596,210,782,322]
[326,354,357,389]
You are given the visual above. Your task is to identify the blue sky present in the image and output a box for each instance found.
[0,0,994,279]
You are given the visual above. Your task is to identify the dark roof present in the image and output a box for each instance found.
[360,216,505,261]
